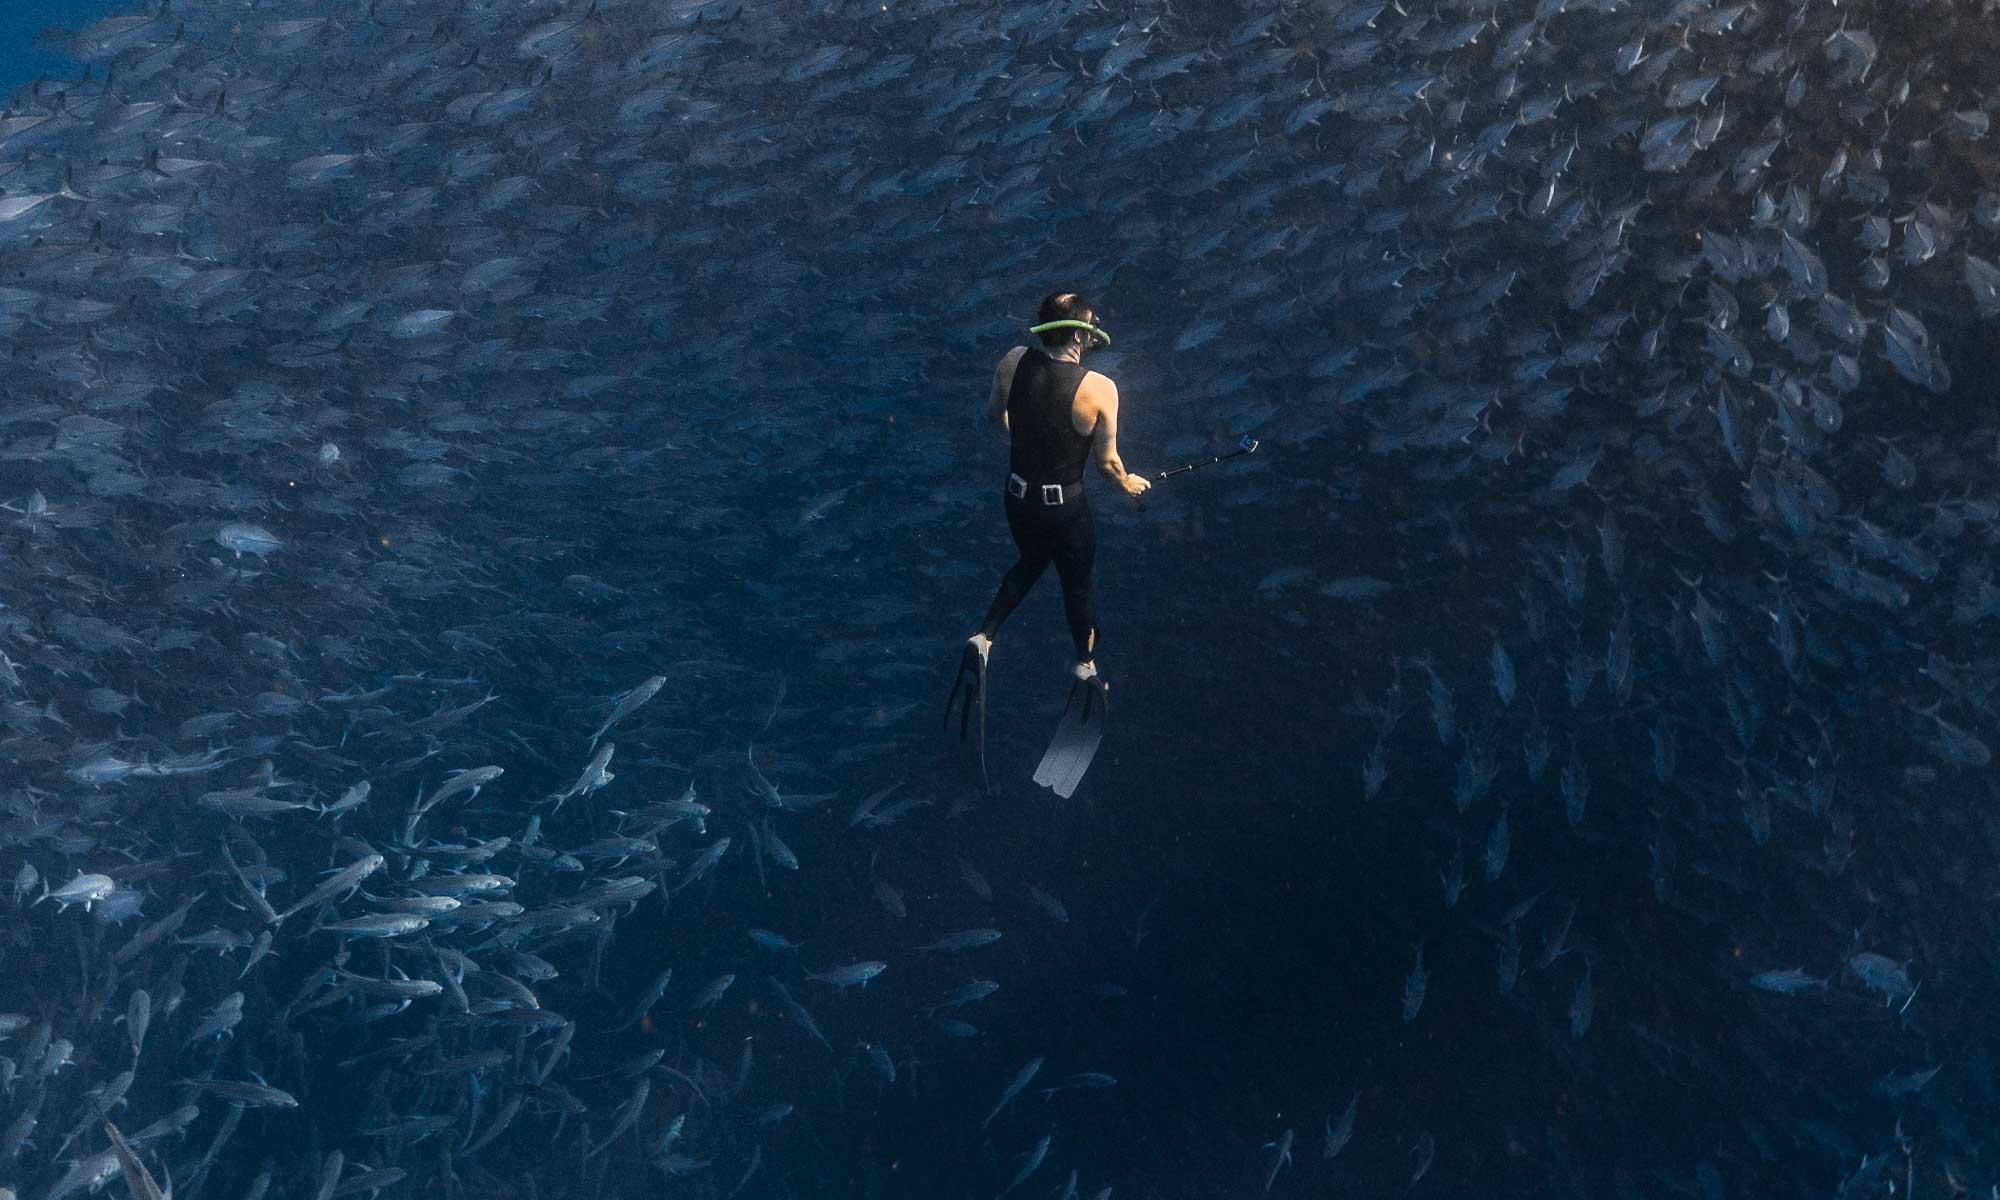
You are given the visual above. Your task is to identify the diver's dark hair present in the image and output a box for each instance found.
[1035,292,1096,349]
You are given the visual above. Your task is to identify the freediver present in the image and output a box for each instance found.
[944,291,1150,795]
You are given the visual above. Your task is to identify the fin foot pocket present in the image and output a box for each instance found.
[944,640,991,793]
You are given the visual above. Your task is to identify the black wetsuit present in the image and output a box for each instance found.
[976,347,1098,664]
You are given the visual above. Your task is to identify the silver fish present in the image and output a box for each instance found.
[589,676,666,750]
[273,854,385,925]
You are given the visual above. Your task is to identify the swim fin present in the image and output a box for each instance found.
[944,638,991,793]
[1033,672,1108,799]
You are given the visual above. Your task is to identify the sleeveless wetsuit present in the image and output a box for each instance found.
[976,348,1098,663]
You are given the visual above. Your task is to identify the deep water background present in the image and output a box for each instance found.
[3,0,1998,1197]
[0,1,118,93]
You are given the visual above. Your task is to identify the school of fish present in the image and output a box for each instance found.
[3,0,1999,1196]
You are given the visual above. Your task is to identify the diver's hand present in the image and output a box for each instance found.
[1119,473,1152,498]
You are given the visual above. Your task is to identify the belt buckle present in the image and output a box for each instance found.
[1041,483,1064,506]
[1007,474,1027,499]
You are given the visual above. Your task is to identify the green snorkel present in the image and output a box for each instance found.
[1027,319,1111,348]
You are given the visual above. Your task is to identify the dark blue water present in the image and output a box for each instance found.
[0,1,117,94]
[0,0,1994,1198]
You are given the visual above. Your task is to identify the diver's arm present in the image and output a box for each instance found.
[1089,382,1151,497]
[987,348,1022,435]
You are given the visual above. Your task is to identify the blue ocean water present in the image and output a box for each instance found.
[0,0,1992,1198]
[0,1,117,94]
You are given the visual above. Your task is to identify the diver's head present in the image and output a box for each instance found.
[1032,292,1110,360]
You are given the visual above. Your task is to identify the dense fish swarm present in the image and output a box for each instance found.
[3,0,2000,1196]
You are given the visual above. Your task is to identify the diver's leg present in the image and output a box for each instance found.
[949,501,1050,792]
[976,501,1055,640]
[1036,503,1109,795]
[975,553,1051,640]
[1051,501,1099,670]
